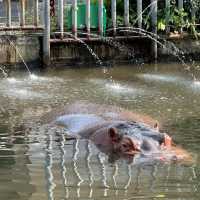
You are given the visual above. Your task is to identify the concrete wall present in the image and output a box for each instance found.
[50,38,152,66]
[0,35,41,68]
[50,38,200,66]
[158,38,200,62]
[0,34,199,68]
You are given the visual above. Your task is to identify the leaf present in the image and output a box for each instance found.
[158,20,166,31]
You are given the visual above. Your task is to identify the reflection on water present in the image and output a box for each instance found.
[0,63,200,200]
[137,73,182,82]
[191,81,200,91]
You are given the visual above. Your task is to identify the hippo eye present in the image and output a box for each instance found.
[122,144,128,148]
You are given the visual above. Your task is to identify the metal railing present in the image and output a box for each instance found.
[0,0,198,64]
[0,0,43,30]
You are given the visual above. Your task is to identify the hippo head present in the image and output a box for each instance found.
[108,127,141,155]
[91,121,168,156]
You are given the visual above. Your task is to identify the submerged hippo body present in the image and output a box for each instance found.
[47,102,191,162]
[56,113,168,156]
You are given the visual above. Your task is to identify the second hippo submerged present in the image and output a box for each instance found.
[48,102,191,163]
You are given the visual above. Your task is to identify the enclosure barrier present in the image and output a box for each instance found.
[58,0,64,38]
[0,0,42,30]
[42,0,200,65]
[86,0,90,38]
[43,0,50,66]
[72,0,77,36]
[0,0,198,65]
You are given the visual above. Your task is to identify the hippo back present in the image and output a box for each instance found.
[55,114,106,137]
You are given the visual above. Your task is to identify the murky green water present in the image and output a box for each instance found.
[0,63,200,200]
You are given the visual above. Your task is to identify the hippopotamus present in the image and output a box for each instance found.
[46,101,190,162]
[55,113,171,156]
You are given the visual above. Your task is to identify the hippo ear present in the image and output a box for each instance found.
[154,122,159,131]
[108,127,120,142]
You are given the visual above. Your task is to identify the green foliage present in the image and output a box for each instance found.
[86,0,200,37]
[170,8,188,29]
[158,19,166,31]
[157,3,199,38]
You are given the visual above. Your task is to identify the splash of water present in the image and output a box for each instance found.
[193,80,200,85]
[29,73,39,80]
[5,36,41,80]
[105,81,133,93]
[80,32,135,60]
[107,27,186,65]
[6,37,32,75]
[0,38,42,88]
[0,65,8,78]
[7,77,19,83]
[192,77,200,88]
[106,26,197,79]
[54,32,103,65]
[133,0,157,27]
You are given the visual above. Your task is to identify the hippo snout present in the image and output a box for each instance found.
[118,136,141,156]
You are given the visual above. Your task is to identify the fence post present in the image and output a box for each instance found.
[178,0,183,9]
[5,0,11,27]
[178,0,183,33]
[43,0,50,66]
[111,0,116,35]
[165,0,170,33]
[86,0,90,38]
[137,0,142,29]
[98,0,104,36]
[124,0,129,27]
[20,0,26,27]
[34,0,39,26]
[150,0,158,60]
[191,0,196,22]
[58,0,64,38]
[72,0,77,37]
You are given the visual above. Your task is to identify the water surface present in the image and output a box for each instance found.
[0,63,199,200]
